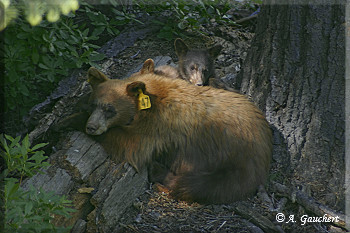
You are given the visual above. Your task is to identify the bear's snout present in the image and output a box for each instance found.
[86,122,107,135]
[86,109,108,135]
[86,123,98,135]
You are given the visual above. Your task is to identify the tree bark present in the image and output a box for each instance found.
[236,2,345,210]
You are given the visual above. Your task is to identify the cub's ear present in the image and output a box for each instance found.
[87,67,109,90]
[174,38,188,57]
[140,59,155,74]
[126,81,146,97]
[208,44,222,58]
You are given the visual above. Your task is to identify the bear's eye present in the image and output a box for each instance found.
[103,105,116,119]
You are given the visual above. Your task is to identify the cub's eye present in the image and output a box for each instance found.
[103,105,116,119]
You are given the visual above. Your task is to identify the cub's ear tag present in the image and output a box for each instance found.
[138,89,151,110]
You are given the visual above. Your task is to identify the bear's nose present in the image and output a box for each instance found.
[86,124,98,134]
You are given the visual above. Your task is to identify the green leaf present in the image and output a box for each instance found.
[18,83,30,96]
[59,29,69,39]
[86,43,100,49]
[24,202,33,216]
[89,52,105,62]
[7,69,19,83]
[20,146,27,160]
[10,86,18,98]
[9,135,21,148]
[49,43,55,53]
[17,32,28,40]
[110,27,120,35]
[76,60,83,68]
[23,167,34,177]
[82,28,89,37]
[31,143,49,151]
[38,63,49,70]
[4,134,15,142]
[157,30,173,40]
[0,134,10,155]
[55,41,68,49]
[32,48,39,64]
[151,19,165,26]
[30,151,48,164]
[92,27,105,37]
[5,178,20,200]
[21,23,32,32]
[22,135,30,151]
[70,49,79,57]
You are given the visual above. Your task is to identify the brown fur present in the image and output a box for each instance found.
[85,64,272,204]
[131,59,181,79]
[154,65,181,79]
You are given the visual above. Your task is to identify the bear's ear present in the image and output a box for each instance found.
[174,38,188,57]
[140,59,155,74]
[208,44,222,58]
[126,81,146,97]
[87,67,109,89]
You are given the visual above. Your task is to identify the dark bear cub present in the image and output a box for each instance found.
[174,38,222,86]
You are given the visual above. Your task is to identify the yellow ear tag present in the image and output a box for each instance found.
[138,89,151,110]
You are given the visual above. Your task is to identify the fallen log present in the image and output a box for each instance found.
[270,182,346,230]
[23,131,148,232]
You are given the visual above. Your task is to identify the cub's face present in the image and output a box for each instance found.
[181,50,212,86]
[85,68,138,136]
[174,38,222,86]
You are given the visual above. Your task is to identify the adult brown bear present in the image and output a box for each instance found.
[85,61,272,204]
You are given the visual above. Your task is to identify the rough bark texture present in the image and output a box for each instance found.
[237,2,345,210]
[23,131,148,233]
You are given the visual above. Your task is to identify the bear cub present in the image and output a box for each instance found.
[174,38,222,86]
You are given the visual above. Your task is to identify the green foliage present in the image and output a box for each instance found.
[1,134,75,232]
[0,134,49,182]
[2,9,114,121]
[78,2,142,37]
[0,0,79,30]
[2,3,141,127]
[134,0,260,40]
[135,0,249,40]
[4,180,75,233]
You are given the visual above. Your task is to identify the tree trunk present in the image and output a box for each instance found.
[237,2,345,210]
